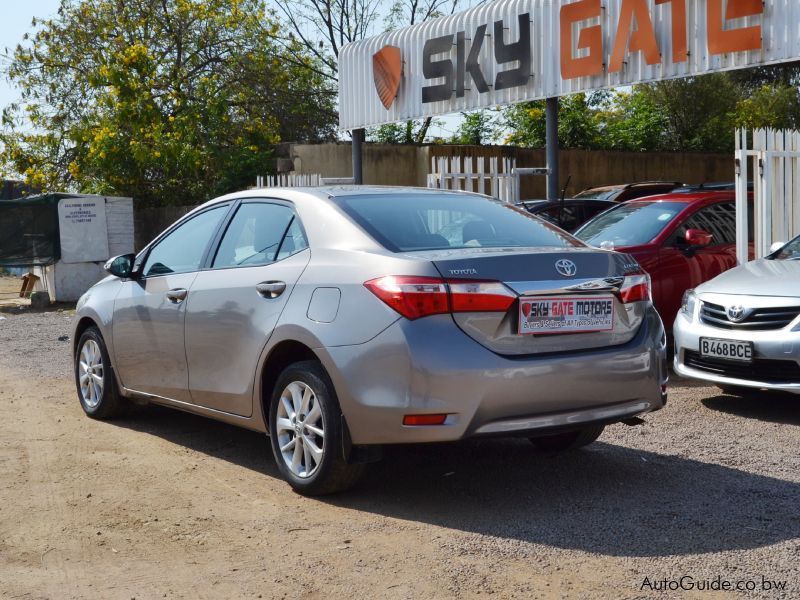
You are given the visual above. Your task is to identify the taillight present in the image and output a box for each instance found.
[364,276,516,320]
[619,273,651,304]
[364,276,449,320]
[448,280,516,313]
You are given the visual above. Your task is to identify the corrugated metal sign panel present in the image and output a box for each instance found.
[339,0,800,130]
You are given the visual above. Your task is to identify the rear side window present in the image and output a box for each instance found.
[333,193,581,252]
[213,203,297,268]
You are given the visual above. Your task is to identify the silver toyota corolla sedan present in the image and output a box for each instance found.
[72,187,667,494]
[675,235,800,395]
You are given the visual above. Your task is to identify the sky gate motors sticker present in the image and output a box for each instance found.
[519,296,615,335]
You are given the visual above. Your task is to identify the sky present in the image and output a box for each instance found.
[0,0,61,110]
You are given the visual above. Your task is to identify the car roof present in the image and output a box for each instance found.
[518,198,615,206]
[197,185,483,210]
[581,181,682,193]
[621,190,736,205]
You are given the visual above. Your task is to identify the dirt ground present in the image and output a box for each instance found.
[1,302,799,599]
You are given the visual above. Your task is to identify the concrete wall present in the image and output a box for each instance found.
[291,143,426,187]
[290,143,733,198]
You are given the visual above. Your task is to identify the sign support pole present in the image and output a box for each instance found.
[352,128,364,184]
[545,97,559,201]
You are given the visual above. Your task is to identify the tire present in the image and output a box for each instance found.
[74,326,127,419]
[529,424,605,452]
[268,360,364,495]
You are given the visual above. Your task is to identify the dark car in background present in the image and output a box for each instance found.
[516,199,615,232]
[574,191,752,329]
[574,181,683,203]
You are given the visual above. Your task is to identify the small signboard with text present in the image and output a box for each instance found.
[58,197,109,263]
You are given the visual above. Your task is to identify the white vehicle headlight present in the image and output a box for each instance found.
[681,289,696,319]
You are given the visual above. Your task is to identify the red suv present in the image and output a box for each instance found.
[574,192,751,329]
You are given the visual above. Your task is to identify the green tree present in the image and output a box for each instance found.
[1,0,336,206]
[369,120,438,144]
[735,84,800,131]
[634,74,740,153]
[450,111,497,145]
[601,89,668,152]
[503,93,603,149]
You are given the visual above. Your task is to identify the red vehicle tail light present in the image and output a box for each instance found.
[619,273,651,304]
[364,276,449,320]
[447,280,516,313]
[365,276,517,319]
[403,414,448,426]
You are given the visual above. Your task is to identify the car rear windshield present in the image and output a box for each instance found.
[574,189,616,200]
[333,193,582,252]
[575,201,685,247]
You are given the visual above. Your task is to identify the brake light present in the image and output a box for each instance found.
[364,276,517,319]
[403,414,449,426]
[619,273,651,304]
[364,276,449,320]
[448,280,516,313]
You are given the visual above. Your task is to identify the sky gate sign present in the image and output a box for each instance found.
[338,0,800,131]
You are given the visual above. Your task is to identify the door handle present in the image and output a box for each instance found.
[256,281,286,299]
[166,288,188,303]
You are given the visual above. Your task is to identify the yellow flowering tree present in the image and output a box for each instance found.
[1,0,336,205]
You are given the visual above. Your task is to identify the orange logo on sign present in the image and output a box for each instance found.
[372,46,402,109]
[560,0,764,80]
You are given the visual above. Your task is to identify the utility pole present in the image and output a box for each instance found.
[351,128,364,184]
[545,97,559,201]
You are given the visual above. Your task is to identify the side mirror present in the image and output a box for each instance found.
[104,254,137,279]
[769,241,786,254]
[685,228,713,248]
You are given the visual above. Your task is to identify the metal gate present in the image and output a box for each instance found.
[735,128,800,263]
[428,156,519,202]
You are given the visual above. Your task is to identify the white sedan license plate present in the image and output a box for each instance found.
[700,338,754,363]
[519,296,614,335]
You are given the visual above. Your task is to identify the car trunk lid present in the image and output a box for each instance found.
[408,247,649,356]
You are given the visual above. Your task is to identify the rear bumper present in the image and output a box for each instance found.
[318,308,667,445]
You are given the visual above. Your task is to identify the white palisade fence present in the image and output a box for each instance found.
[428,156,519,202]
[256,173,322,188]
[735,129,800,263]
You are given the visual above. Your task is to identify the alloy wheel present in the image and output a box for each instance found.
[275,381,325,478]
[78,339,104,408]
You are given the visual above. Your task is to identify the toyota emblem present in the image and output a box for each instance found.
[726,305,747,322]
[555,259,577,277]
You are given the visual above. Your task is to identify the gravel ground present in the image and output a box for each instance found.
[1,307,799,599]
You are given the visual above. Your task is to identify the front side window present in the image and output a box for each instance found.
[212,202,299,268]
[575,201,685,247]
[143,205,228,276]
[334,193,581,252]
[673,202,737,246]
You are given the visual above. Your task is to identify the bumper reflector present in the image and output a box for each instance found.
[403,414,448,426]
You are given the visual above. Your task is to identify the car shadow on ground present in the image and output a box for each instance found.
[702,392,800,426]
[116,405,800,559]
